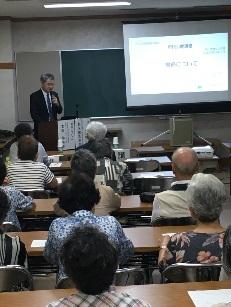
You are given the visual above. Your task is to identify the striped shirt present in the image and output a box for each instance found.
[7,160,54,191]
[0,233,27,267]
[47,290,151,307]
[96,158,133,195]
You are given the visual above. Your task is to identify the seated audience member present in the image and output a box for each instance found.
[0,159,33,230]
[48,225,150,307]
[158,173,226,269]
[76,121,117,161]
[7,135,57,191]
[9,123,48,163]
[0,189,27,266]
[220,225,231,280]
[44,173,133,278]
[88,139,133,195]
[151,147,199,223]
[76,121,107,151]
[69,149,120,216]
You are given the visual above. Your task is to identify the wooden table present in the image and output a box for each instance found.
[119,195,153,213]
[49,161,71,175]
[9,225,195,256]
[22,198,58,216]
[9,231,48,256]
[19,195,154,217]
[0,281,231,307]
[47,149,75,160]
[131,170,174,180]
[133,145,169,156]
[124,225,195,253]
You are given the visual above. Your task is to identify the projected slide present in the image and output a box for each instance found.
[129,33,228,95]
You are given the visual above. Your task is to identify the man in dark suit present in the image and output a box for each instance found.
[30,73,63,139]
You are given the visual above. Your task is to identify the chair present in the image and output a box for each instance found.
[56,276,74,289]
[151,216,197,227]
[1,222,21,232]
[56,267,146,289]
[133,177,166,194]
[135,160,160,173]
[21,190,49,199]
[0,265,33,291]
[113,267,146,286]
[162,263,222,283]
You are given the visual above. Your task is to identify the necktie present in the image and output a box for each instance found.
[47,93,53,121]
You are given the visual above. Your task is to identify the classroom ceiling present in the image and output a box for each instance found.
[1,0,231,19]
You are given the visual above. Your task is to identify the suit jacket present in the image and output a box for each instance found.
[30,89,63,137]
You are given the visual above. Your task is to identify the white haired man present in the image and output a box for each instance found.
[151,147,199,224]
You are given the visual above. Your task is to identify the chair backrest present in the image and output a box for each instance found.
[56,267,146,289]
[56,277,75,289]
[133,177,167,194]
[1,222,21,232]
[21,190,49,199]
[162,263,222,283]
[0,265,33,292]
[151,216,197,227]
[135,160,160,172]
[113,267,145,286]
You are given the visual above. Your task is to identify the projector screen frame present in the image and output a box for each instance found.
[123,18,231,115]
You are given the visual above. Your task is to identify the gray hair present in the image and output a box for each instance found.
[172,147,198,176]
[40,73,55,83]
[86,121,107,141]
[186,173,227,222]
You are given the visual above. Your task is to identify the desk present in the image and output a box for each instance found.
[0,281,231,307]
[134,145,166,155]
[124,226,195,253]
[119,195,153,213]
[131,171,174,180]
[25,199,57,216]
[49,161,71,175]
[127,153,218,172]
[9,225,195,256]
[20,195,153,216]
[47,150,75,161]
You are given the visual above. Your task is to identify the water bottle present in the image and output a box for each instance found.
[58,139,64,153]
[113,137,119,149]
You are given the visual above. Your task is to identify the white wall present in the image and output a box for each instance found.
[0,21,17,130]
[0,19,230,145]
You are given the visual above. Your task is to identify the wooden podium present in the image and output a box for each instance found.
[38,121,58,151]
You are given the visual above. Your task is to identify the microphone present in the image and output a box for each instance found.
[50,91,58,98]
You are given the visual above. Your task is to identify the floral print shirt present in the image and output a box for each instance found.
[44,210,134,278]
[164,231,224,266]
[0,186,33,230]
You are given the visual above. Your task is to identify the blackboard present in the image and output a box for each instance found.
[61,49,138,117]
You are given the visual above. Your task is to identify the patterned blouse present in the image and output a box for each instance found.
[164,231,224,266]
[47,290,151,307]
[44,210,134,278]
[0,186,33,230]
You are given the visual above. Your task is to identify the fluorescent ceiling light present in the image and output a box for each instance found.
[44,1,131,8]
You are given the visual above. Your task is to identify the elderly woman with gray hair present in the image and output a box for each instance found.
[76,121,107,150]
[158,173,227,267]
[76,121,117,161]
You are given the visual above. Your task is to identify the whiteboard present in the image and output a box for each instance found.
[16,51,63,121]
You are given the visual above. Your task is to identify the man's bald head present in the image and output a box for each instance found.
[172,147,199,180]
